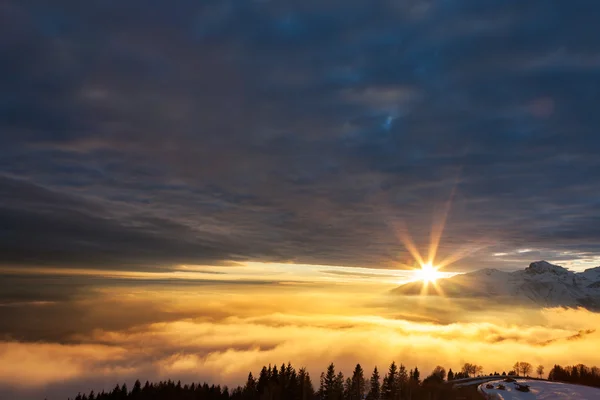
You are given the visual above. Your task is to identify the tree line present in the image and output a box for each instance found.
[61,359,560,400]
[446,361,545,380]
[548,364,600,388]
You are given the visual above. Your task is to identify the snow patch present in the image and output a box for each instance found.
[479,379,600,399]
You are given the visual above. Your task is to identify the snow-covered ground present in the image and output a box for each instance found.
[453,376,519,388]
[478,379,600,399]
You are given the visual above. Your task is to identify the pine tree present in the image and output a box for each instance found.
[319,372,326,400]
[350,364,366,400]
[397,364,408,398]
[411,367,420,384]
[257,366,270,397]
[334,372,345,400]
[131,380,142,398]
[272,364,280,384]
[298,368,315,400]
[447,368,454,381]
[366,367,380,400]
[343,377,352,400]
[243,372,257,399]
[324,363,337,400]
[571,365,580,382]
[381,362,398,400]
[287,364,299,400]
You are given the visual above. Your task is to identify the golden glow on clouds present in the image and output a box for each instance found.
[2,283,600,396]
[0,342,128,386]
[0,239,595,399]
[0,262,426,285]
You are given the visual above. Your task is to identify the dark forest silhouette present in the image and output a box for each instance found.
[548,364,600,387]
[60,361,600,400]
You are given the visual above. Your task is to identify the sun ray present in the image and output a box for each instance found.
[391,220,425,266]
[383,180,490,300]
[427,186,457,265]
[429,279,446,297]
[435,240,492,270]
[419,278,430,298]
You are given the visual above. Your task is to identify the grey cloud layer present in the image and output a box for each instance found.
[2,0,600,270]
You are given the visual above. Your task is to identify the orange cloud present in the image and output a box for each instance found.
[3,283,600,400]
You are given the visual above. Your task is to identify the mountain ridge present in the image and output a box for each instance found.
[392,260,600,311]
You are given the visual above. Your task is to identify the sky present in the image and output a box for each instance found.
[2,1,600,399]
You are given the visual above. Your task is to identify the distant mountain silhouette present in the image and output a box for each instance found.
[392,261,600,310]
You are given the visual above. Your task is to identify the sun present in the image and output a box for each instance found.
[414,263,442,283]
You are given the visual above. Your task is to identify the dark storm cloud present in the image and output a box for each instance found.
[2,0,600,270]
[0,176,245,267]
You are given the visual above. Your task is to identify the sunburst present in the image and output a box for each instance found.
[389,187,492,298]
[414,262,442,284]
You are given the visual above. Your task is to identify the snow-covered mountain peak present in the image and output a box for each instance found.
[583,266,600,276]
[580,266,600,284]
[524,260,570,276]
[392,260,600,310]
